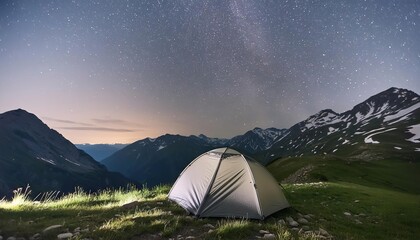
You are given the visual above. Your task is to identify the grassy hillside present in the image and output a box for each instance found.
[0,178,419,239]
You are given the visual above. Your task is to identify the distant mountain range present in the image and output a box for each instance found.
[0,109,133,198]
[76,143,128,161]
[1,87,418,196]
[102,87,420,185]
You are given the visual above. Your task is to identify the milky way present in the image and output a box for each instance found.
[0,0,419,143]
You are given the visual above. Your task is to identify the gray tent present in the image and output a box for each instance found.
[168,147,289,219]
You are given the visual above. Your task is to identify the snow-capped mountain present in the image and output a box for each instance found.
[0,109,132,198]
[101,87,420,186]
[263,87,420,163]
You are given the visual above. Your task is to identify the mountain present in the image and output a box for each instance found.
[261,87,420,163]
[75,143,128,161]
[103,87,419,187]
[0,109,133,198]
[102,128,287,186]
[102,134,219,186]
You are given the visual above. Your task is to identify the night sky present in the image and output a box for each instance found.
[1,0,419,144]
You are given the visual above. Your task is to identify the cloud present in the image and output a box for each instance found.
[44,117,92,126]
[91,118,146,127]
[59,127,137,132]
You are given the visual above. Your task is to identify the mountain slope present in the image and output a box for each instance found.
[261,87,420,163]
[0,109,133,198]
[102,135,219,186]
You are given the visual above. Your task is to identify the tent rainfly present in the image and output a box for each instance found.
[168,147,289,219]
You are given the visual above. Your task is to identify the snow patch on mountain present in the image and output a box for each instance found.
[37,157,56,165]
[384,102,420,123]
[407,124,420,143]
[364,128,397,144]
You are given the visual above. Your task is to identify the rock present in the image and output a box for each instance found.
[319,228,329,236]
[298,218,309,224]
[27,221,34,224]
[285,217,294,222]
[288,220,299,227]
[303,214,311,219]
[344,212,351,216]
[291,228,299,231]
[302,226,310,231]
[177,235,183,240]
[359,213,366,217]
[278,219,286,225]
[354,199,360,203]
[31,233,40,240]
[297,213,303,217]
[259,230,270,234]
[81,228,89,233]
[6,237,16,240]
[208,229,214,233]
[355,219,362,224]
[122,201,139,209]
[203,223,215,229]
[263,233,276,239]
[43,224,63,232]
[0,236,3,240]
[16,238,25,240]
[57,233,73,239]
[74,227,81,232]
[185,236,195,239]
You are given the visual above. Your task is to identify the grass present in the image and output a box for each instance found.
[1,155,419,239]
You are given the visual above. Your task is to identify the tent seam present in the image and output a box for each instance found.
[195,147,227,216]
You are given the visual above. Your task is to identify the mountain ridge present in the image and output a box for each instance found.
[103,87,420,185]
[0,109,134,198]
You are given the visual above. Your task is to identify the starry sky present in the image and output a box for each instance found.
[0,0,419,144]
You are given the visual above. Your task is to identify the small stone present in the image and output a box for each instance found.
[0,236,2,240]
[355,219,362,224]
[185,236,195,239]
[344,212,351,216]
[259,230,270,234]
[304,231,313,235]
[31,233,40,239]
[16,238,25,240]
[278,219,286,225]
[6,237,16,240]
[359,213,366,217]
[263,233,276,239]
[74,227,81,232]
[302,226,310,231]
[208,229,214,233]
[27,220,34,224]
[57,233,73,239]
[308,214,315,218]
[288,220,299,227]
[303,214,311,219]
[298,218,309,224]
[189,229,194,232]
[354,200,360,203]
[43,224,63,232]
[81,228,89,233]
[319,228,329,236]
[285,217,294,222]
[203,223,215,229]
[122,201,139,209]
[297,213,303,217]
[291,228,299,231]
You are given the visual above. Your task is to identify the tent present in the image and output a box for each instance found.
[168,147,289,219]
